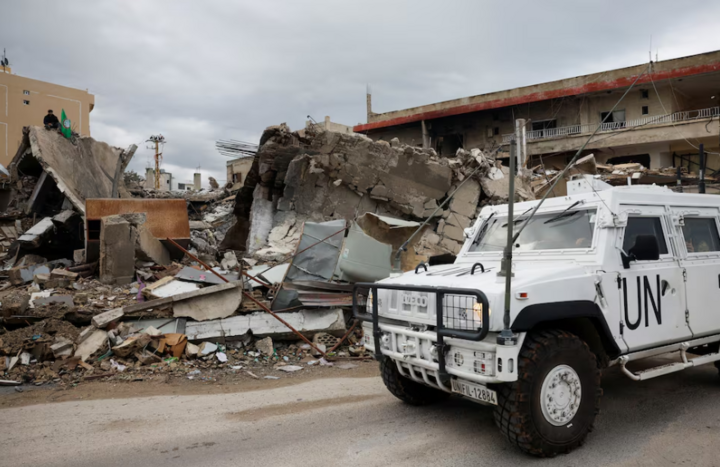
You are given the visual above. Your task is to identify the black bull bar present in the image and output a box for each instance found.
[352,283,490,382]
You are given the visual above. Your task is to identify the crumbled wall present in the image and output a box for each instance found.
[224,124,535,264]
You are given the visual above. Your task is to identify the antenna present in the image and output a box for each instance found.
[649,34,653,62]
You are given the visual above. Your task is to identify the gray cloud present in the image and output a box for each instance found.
[2,0,720,187]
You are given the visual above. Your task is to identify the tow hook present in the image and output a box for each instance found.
[400,340,417,358]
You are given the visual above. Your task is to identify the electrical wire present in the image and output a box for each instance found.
[511,63,652,242]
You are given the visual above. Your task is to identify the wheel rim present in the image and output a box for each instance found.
[540,364,582,426]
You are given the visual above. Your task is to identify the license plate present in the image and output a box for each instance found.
[451,379,498,405]
[402,293,428,307]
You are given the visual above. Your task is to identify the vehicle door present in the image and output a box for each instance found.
[616,205,691,351]
[670,207,720,336]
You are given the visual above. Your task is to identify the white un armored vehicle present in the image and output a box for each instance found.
[354,182,720,456]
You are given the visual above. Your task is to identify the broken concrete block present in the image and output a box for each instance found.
[74,329,108,361]
[51,338,74,358]
[141,276,174,298]
[198,342,217,356]
[76,326,94,344]
[133,222,171,266]
[91,308,124,329]
[189,221,211,230]
[99,216,137,285]
[112,333,151,358]
[440,238,462,255]
[50,268,79,280]
[51,210,78,228]
[441,224,466,243]
[1,292,30,317]
[33,295,74,308]
[256,337,274,355]
[172,281,243,322]
[446,212,472,229]
[185,308,346,341]
[9,263,50,286]
[33,272,51,284]
[185,342,199,358]
[73,249,86,265]
[18,217,54,248]
[145,279,200,299]
[221,251,238,270]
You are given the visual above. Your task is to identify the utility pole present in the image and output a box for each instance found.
[146,135,166,190]
[699,143,706,194]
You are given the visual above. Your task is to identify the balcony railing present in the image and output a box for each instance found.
[502,106,720,143]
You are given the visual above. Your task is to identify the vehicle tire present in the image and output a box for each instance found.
[380,357,450,406]
[493,329,602,457]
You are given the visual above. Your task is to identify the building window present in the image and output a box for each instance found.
[493,127,500,135]
[23,100,29,105]
[641,90,649,99]
[23,90,29,95]
[642,106,649,115]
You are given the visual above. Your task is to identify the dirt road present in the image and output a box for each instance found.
[2,361,720,466]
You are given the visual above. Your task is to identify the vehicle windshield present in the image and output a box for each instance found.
[469,209,597,252]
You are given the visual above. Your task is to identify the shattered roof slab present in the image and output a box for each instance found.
[13,127,124,215]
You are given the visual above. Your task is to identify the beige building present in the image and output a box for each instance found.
[144,168,173,191]
[0,67,94,166]
[356,50,720,176]
[226,157,253,190]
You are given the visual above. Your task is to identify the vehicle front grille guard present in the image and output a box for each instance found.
[352,283,490,383]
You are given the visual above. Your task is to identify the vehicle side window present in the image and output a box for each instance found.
[682,218,720,253]
[622,216,668,256]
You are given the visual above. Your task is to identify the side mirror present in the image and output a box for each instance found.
[622,235,660,269]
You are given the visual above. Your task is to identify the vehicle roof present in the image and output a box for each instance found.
[481,185,720,216]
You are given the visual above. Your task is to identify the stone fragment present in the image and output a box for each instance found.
[74,329,108,361]
[91,308,124,329]
[256,337,274,355]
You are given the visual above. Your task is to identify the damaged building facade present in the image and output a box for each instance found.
[355,50,720,179]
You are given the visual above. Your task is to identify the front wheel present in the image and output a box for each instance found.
[380,357,450,406]
[494,330,602,457]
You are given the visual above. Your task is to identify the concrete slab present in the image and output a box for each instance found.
[74,329,108,362]
[185,308,346,341]
[99,216,136,285]
[172,282,243,322]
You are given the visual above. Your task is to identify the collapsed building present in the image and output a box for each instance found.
[222,124,534,266]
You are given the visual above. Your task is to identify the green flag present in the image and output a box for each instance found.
[60,109,72,139]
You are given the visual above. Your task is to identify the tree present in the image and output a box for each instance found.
[124,170,144,185]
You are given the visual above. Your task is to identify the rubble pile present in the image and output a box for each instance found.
[223,124,535,263]
[0,126,365,388]
[528,154,716,197]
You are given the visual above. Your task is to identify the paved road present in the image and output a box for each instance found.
[3,360,720,467]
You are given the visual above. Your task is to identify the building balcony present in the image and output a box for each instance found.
[502,106,720,143]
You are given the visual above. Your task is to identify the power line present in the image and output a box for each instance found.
[215,139,258,158]
[649,63,720,155]
[513,63,652,242]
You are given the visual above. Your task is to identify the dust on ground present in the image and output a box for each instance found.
[0,359,380,409]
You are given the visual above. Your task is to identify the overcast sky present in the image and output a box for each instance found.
[3,1,720,187]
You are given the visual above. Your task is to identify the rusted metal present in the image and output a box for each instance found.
[165,237,272,288]
[86,199,191,239]
[165,237,329,358]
